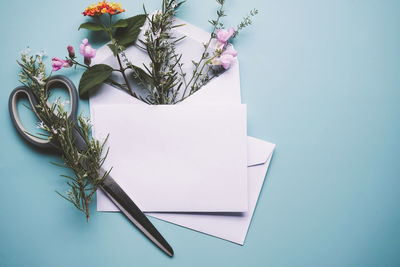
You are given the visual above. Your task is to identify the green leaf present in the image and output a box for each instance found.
[115,14,146,47]
[107,44,118,56]
[131,64,151,81]
[130,64,154,88]
[78,22,104,31]
[112,19,129,28]
[107,43,126,56]
[78,64,113,97]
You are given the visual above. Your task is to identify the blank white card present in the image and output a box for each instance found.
[92,104,248,212]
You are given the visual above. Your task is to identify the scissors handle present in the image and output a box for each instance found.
[8,85,51,148]
[45,75,79,120]
[8,75,82,150]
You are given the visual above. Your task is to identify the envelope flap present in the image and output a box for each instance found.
[247,136,276,167]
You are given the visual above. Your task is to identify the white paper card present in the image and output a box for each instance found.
[92,104,248,212]
[148,138,276,245]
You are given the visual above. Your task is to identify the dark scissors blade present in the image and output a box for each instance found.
[100,173,174,257]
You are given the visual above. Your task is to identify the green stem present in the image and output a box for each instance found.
[189,56,215,95]
[116,53,136,97]
[70,58,88,69]
[101,14,137,97]
[182,2,224,99]
[179,56,215,103]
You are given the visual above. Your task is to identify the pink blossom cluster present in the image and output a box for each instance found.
[212,27,238,70]
[52,38,96,71]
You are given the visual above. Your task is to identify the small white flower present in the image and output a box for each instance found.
[82,116,91,126]
[152,30,161,39]
[54,98,70,108]
[51,126,58,134]
[36,49,46,58]
[33,73,45,86]
[20,47,31,56]
[36,121,46,129]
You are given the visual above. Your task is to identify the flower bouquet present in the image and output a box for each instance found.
[13,0,258,219]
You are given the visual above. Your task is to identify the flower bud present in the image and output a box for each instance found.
[84,57,92,66]
[52,57,71,71]
[67,45,75,58]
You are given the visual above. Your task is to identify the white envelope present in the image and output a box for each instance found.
[148,137,275,245]
[92,104,248,212]
[89,18,276,243]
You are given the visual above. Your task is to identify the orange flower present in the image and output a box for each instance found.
[83,1,125,16]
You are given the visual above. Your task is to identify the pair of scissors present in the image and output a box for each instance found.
[8,75,174,257]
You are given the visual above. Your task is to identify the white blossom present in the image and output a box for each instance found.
[36,121,46,129]
[33,73,46,86]
[20,47,31,56]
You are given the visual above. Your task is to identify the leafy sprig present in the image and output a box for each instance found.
[134,0,185,104]
[126,0,258,104]
[125,0,227,104]
[232,8,259,38]
[18,50,109,220]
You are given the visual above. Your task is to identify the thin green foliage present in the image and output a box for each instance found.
[74,0,257,104]
[17,50,110,220]
[125,0,258,104]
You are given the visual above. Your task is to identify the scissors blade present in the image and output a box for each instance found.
[100,174,174,257]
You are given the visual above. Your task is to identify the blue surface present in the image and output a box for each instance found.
[1,0,399,266]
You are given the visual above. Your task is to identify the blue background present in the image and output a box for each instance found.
[1,0,399,266]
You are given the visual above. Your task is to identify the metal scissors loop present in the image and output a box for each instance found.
[8,75,79,149]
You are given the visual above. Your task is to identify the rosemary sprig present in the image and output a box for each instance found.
[183,0,226,98]
[232,8,259,39]
[135,0,185,104]
[125,0,257,104]
[18,50,109,220]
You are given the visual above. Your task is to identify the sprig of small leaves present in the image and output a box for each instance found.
[181,0,227,100]
[132,0,185,104]
[17,50,109,221]
[232,8,258,38]
[123,0,257,104]
[124,0,226,104]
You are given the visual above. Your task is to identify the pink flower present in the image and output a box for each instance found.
[215,41,225,52]
[52,57,71,71]
[217,27,235,43]
[222,45,238,57]
[67,45,75,58]
[212,45,238,70]
[79,38,96,59]
[215,27,235,51]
